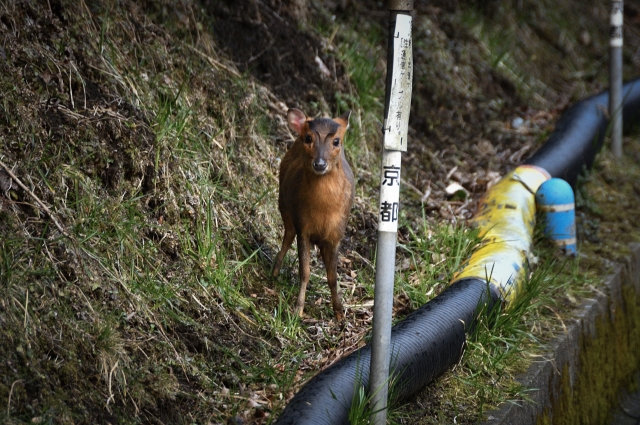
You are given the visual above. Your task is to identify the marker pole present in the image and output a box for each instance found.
[610,0,624,158]
[369,1,413,424]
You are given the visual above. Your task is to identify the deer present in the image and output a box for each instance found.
[272,108,355,321]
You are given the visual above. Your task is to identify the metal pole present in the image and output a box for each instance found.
[610,0,624,158]
[370,1,413,423]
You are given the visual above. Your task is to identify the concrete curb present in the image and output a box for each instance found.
[482,243,640,425]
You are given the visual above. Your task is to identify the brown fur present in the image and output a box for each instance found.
[272,108,355,320]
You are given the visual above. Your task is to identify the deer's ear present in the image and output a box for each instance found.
[335,110,351,129]
[287,108,307,135]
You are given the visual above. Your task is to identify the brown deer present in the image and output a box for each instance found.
[272,108,355,320]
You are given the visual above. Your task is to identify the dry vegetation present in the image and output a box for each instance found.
[1,0,640,424]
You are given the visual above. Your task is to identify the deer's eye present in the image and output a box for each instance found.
[305,135,312,144]
[333,138,340,147]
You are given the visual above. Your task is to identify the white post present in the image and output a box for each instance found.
[369,2,413,424]
[610,0,624,158]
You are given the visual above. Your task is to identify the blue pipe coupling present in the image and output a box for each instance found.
[535,178,577,255]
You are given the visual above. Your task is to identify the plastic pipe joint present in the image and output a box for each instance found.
[535,178,577,255]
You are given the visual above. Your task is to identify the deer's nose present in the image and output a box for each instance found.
[313,158,327,173]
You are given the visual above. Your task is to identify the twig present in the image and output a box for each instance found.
[191,294,210,311]
[7,379,23,416]
[234,308,257,326]
[70,61,87,110]
[186,44,241,78]
[0,159,71,239]
[401,177,424,197]
[68,63,74,110]
[247,40,275,64]
[106,359,119,407]
[23,289,29,329]
[351,249,374,269]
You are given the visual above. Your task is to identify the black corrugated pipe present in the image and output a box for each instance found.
[275,279,500,425]
[274,78,640,424]
[525,78,640,187]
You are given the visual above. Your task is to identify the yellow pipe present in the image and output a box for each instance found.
[452,165,550,303]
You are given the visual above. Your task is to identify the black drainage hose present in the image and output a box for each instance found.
[525,78,640,187]
[274,78,640,424]
[275,279,500,425]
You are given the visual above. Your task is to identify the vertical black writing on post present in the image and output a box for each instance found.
[610,1,623,41]
[380,201,399,223]
[382,165,400,186]
[610,26,622,39]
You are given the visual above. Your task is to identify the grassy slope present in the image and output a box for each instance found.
[1,0,639,424]
[0,1,289,423]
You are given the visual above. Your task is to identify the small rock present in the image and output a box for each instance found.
[227,417,244,425]
[579,30,591,46]
[315,56,331,78]
[511,117,524,129]
[445,182,469,200]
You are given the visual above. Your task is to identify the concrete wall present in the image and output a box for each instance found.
[483,243,640,425]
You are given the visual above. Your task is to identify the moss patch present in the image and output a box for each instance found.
[537,281,640,425]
